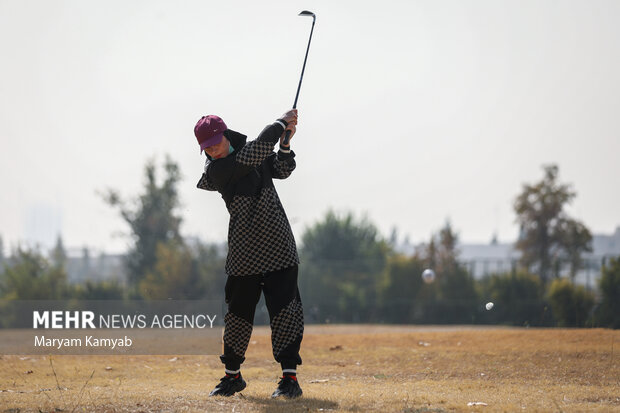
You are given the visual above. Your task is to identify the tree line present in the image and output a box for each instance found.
[0,159,618,328]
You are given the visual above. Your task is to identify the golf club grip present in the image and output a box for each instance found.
[283,129,292,146]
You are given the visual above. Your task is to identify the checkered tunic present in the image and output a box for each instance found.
[196,122,299,276]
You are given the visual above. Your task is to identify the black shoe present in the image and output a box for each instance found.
[209,374,246,397]
[271,375,302,399]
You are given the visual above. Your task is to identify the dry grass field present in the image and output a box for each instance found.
[1,325,618,412]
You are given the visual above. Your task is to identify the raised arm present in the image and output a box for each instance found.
[236,109,298,168]
[196,110,298,192]
[270,122,297,179]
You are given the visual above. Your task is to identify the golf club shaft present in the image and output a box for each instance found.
[283,18,316,146]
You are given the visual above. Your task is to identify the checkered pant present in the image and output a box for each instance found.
[220,265,304,371]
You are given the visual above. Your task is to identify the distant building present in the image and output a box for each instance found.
[590,226,620,257]
[457,227,620,289]
[458,242,520,278]
[65,248,127,286]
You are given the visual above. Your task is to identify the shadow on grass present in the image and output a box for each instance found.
[242,395,339,412]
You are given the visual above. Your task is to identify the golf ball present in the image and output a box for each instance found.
[485,302,494,311]
[422,269,436,284]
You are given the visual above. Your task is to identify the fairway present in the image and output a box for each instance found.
[1,326,618,412]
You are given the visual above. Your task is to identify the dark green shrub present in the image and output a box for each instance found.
[548,278,594,327]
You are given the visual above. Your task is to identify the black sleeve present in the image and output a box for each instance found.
[236,121,286,167]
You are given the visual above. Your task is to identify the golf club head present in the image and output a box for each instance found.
[298,10,316,21]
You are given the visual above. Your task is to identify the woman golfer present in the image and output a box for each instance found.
[195,109,304,399]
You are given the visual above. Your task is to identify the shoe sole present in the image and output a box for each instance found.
[271,389,303,399]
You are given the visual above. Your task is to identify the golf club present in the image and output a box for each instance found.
[283,10,316,146]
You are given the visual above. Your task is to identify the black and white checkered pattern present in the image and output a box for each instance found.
[272,154,295,179]
[196,172,216,191]
[225,187,299,276]
[236,140,275,167]
[271,298,304,359]
[195,121,298,276]
[223,312,253,358]
[196,159,216,191]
